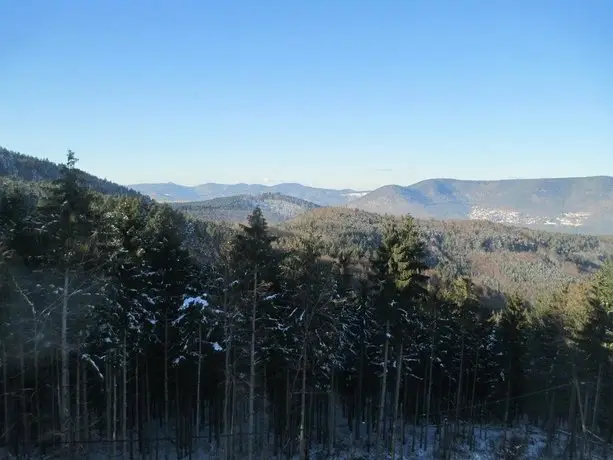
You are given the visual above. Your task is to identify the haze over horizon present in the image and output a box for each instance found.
[130,174,613,192]
[2,0,612,190]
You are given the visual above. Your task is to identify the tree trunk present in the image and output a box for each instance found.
[502,377,511,450]
[285,369,291,458]
[19,340,29,448]
[222,264,232,460]
[106,362,112,443]
[34,331,41,444]
[299,335,308,460]
[75,354,80,443]
[164,313,169,431]
[123,334,128,460]
[591,362,602,432]
[196,324,202,437]
[223,332,232,460]
[112,370,117,459]
[568,381,577,458]
[83,360,89,442]
[391,340,403,459]
[134,357,139,457]
[355,337,364,442]
[61,269,71,444]
[248,265,258,460]
[424,308,436,450]
[145,359,151,458]
[328,374,335,455]
[377,320,390,459]
[455,334,465,435]
[469,348,479,419]
[230,354,237,460]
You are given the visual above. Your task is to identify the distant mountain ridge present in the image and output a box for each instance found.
[3,146,611,235]
[171,193,320,224]
[348,177,613,234]
[129,181,369,206]
[134,176,613,234]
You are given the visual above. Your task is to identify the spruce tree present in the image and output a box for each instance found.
[575,260,613,433]
[36,150,99,444]
[228,207,278,460]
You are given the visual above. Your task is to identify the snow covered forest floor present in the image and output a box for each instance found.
[1,420,610,459]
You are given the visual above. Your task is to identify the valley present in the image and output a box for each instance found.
[2,145,613,459]
[133,176,613,235]
[4,3,611,457]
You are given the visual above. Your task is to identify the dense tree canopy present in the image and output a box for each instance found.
[1,152,612,459]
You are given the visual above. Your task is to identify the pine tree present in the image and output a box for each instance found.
[143,203,191,446]
[366,216,430,454]
[575,260,613,433]
[228,207,278,460]
[36,150,100,445]
[494,293,530,425]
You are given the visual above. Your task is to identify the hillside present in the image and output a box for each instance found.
[0,146,140,197]
[282,207,613,300]
[132,176,613,234]
[349,177,613,234]
[3,146,613,459]
[3,145,612,300]
[129,181,368,205]
[171,193,320,224]
[5,161,612,460]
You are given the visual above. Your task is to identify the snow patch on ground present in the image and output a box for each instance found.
[8,421,605,459]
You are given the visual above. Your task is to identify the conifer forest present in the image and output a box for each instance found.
[2,153,613,460]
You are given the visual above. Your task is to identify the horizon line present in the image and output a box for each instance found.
[124,174,613,191]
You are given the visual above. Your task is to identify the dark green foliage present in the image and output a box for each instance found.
[283,208,613,302]
[492,294,531,422]
[229,207,278,281]
[3,148,613,458]
[575,260,613,365]
[0,146,142,197]
[35,151,100,268]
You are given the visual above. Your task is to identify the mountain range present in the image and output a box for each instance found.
[2,146,611,235]
[132,176,613,234]
[129,181,368,206]
[2,145,612,298]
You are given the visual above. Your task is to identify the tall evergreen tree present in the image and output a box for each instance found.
[228,207,278,460]
[35,150,100,444]
[575,260,613,434]
[494,293,530,425]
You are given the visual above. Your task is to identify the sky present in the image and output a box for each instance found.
[1,0,612,190]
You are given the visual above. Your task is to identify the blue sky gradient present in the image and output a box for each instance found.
[1,0,611,190]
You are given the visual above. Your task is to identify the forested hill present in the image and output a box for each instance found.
[0,146,140,197]
[171,193,320,224]
[3,153,613,458]
[347,176,613,234]
[129,181,365,205]
[2,146,611,303]
[132,175,613,235]
[282,207,613,302]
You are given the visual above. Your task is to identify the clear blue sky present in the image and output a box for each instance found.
[1,0,611,190]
